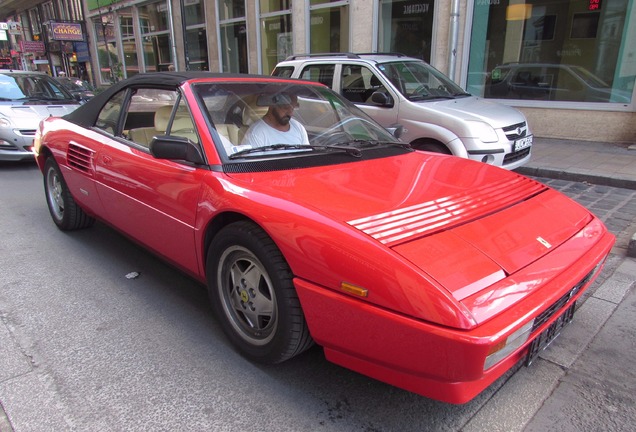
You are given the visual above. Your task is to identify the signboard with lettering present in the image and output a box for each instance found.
[51,22,84,41]
[20,40,46,53]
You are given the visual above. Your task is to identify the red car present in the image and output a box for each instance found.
[34,73,614,404]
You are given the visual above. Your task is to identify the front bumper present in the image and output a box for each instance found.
[294,219,614,404]
[0,133,36,162]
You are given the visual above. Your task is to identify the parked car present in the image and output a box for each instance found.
[273,53,532,170]
[484,63,632,103]
[34,72,613,404]
[54,76,96,103]
[0,70,81,161]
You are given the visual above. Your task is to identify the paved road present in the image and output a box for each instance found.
[1,163,635,431]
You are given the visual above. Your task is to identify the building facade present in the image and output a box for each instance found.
[1,0,634,143]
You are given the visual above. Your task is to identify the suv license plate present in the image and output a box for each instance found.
[514,136,533,152]
[525,302,576,366]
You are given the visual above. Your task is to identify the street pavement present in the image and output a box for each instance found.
[514,138,636,431]
[1,138,635,431]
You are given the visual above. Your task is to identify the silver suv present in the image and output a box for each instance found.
[0,70,81,162]
[273,53,532,169]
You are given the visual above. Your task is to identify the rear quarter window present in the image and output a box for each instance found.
[272,66,295,78]
[299,65,335,88]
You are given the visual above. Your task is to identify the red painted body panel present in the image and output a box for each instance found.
[33,75,616,404]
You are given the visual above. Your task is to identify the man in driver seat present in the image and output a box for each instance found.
[241,92,309,147]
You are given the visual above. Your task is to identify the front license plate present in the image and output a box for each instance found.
[514,135,533,152]
[525,302,576,366]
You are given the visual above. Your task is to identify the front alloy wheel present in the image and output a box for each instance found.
[207,221,313,364]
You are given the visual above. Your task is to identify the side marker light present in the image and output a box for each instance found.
[341,282,368,297]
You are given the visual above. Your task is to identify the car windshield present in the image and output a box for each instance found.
[376,61,469,101]
[0,73,74,101]
[193,82,403,159]
[57,77,94,92]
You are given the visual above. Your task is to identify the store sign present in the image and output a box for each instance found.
[0,23,8,30]
[20,40,46,53]
[51,22,84,41]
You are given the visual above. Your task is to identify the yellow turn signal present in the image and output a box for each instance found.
[341,282,368,297]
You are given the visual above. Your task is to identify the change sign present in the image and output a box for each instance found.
[51,22,84,41]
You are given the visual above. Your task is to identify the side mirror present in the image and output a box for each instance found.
[370,91,394,107]
[149,135,205,164]
[386,124,404,139]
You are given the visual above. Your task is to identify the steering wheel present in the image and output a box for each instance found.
[412,84,430,94]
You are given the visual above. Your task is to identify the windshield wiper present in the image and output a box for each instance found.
[229,144,311,159]
[229,143,363,159]
[410,95,456,101]
[349,139,412,151]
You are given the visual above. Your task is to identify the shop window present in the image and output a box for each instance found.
[259,1,292,73]
[185,1,208,71]
[138,1,173,72]
[120,11,139,78]
[469,0,634,104]
[219,1,247,73]
[378,0,435,62]
[309,1,350,53]
[93,13,119,83]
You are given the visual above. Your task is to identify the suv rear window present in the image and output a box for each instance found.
[271,67,294,79]
[299,65,335,88]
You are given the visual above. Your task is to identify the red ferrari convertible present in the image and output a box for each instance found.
[34,73,614,404]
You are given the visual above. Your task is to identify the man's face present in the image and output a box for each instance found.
[269,94,298,126]
[270,103,295,126]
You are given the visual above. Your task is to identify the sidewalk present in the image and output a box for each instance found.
[516,138,636,431]
[517,137,636,257]
[516,138,636,190]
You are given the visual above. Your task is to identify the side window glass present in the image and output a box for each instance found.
[170,99,199,145]
[272,66,294,78]
[299,65,334,88]
[341,65,385,104]
[125,88,178,148]
[95,90,126,135]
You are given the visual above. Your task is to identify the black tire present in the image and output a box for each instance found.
[43,157,95,231]
[412,140,452,155]
[207,221,313,364]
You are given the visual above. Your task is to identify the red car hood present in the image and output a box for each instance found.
[228,153,591,301]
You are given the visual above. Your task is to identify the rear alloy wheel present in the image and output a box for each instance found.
[207,221,313,364]
[44,158,95,230]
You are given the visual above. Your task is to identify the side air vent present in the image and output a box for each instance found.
[67,143,94,173]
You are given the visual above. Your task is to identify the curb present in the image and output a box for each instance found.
[515,167,636,191]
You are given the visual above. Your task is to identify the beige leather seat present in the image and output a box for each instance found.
[129,105,174,147]
[216,124,240,145]
[170,116,198,143]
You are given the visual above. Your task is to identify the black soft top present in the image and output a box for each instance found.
[63,72,275,128]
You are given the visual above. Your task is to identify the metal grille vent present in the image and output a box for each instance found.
[503,122,528,141]
[67,144,94,173]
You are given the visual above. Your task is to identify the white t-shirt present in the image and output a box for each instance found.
[241,117,309,148]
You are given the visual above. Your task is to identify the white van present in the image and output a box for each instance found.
[273,53,532,169]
